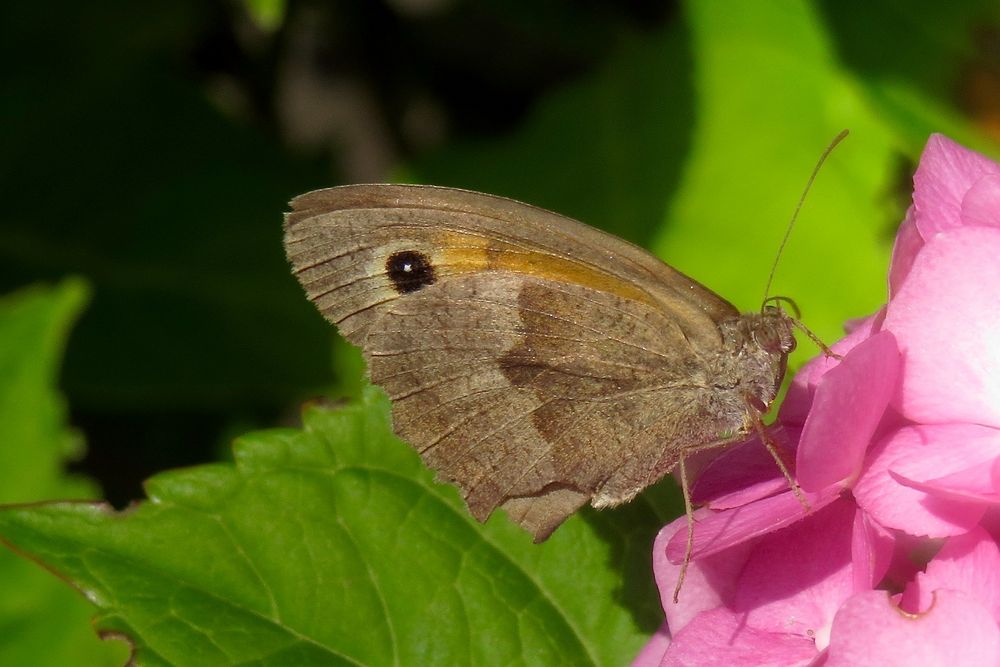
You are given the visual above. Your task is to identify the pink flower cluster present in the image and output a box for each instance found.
[635,135,1000,666]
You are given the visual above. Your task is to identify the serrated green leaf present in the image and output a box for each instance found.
[0,280,127,665]
[0,388,674,666]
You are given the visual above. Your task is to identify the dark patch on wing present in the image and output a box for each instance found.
[386,250,436,293]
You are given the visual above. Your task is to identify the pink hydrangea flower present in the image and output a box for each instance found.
[634,134,1000,667]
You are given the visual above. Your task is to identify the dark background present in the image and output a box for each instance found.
[2,0,997,509]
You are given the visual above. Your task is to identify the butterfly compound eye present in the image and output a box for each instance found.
[751,316,796,354]
[386,250,436,294]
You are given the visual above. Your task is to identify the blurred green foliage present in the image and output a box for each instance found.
[1,0,998,664]
[0,281,127,665]
[243,0,287,31]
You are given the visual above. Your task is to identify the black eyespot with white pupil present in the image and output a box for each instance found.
[386,250,436,293]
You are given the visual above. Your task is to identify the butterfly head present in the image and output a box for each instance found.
[721,306,796,414]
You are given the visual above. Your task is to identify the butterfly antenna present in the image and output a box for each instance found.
[761,129,850,309]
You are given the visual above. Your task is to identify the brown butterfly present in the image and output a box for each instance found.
[284,184,800,550]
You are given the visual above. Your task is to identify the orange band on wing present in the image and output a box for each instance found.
[438,231,658,307]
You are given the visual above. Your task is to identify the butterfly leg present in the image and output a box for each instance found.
[672,453,695,604]
[748,409,811,512]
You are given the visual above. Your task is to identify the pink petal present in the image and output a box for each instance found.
[780,312,883,426]
[900,527,1000,623]
[704,476,790,512]
[733,500,856,651]
[632,622,671,667]
[894,464,1000,504]
[665,486,840,562]
[851,510,895,592]
[962,174,1000,228]
[887,423,1000,504]
[662,608,816,667]
[912,133,1000,238]
[883,226,1000,427]
[855,426,988,537]
[981,504,1000,540]
[796,332,900,492]
[888,208,924,296]
[692,428,800,508]
[652,518,756,634]
[826,589,1000,666]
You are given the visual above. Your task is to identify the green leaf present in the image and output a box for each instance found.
[0,388,673,666]
[0,280,127,665]
[0,280,88,503]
